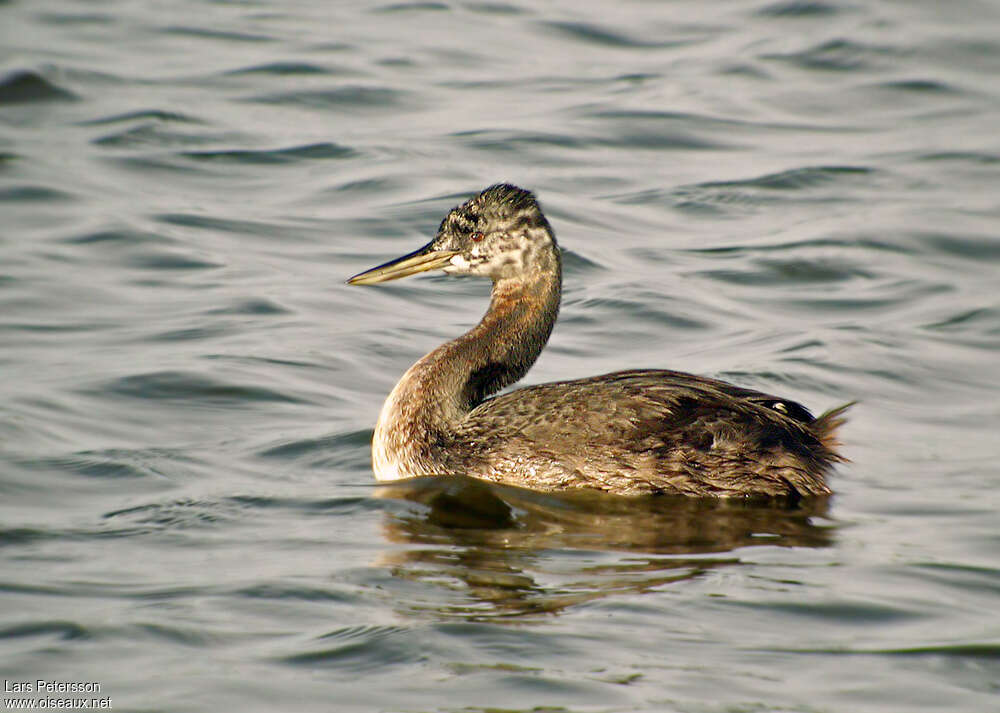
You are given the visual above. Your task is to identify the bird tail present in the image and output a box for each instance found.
[811,401,854,461]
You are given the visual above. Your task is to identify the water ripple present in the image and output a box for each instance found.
[257,429,372,462]
[763,38,898,72]
[179,142,357,164]
[0,620,89,642]
[79,109,205,126]
[756,0,846,18]
[93,124,233,149]
[162,25,275,43]
[23,448,190,481]
[623,165,877,215]
[541,21,699,50]
[0,185,76,202]
[245,86,413,110]
[374,2,450,13]
[95,370,309,405]
[0,69,77,104]
[282,624,419,670]
[223,62,335,77]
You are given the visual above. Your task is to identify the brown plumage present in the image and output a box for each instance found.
[348,184,849,498]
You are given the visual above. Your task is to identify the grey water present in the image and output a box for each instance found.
[2,1,999,711]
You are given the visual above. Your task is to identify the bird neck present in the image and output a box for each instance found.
[372,256,561,477]
[457,265,562,409]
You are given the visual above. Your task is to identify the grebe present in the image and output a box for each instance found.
[348,184,848,497]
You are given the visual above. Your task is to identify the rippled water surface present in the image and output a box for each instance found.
[2,1,999,711]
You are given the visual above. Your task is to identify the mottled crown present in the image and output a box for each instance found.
[475,184,540,213]
[438,184,554,243]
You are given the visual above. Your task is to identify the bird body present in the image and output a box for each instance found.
[349,184,847,498]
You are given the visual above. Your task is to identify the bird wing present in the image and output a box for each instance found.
[458,370,834,496]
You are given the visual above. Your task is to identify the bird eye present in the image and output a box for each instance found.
[470,231,485,242]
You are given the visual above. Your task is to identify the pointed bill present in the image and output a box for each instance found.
[347,243,459,285]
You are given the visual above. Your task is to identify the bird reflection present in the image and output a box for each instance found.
[375,476,834,620]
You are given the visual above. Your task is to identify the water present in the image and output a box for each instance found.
[2,1,999,711]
